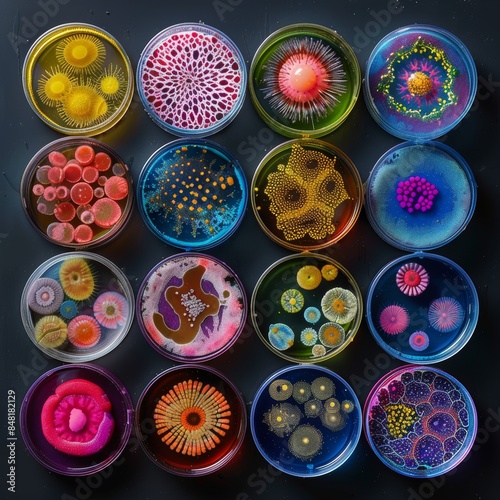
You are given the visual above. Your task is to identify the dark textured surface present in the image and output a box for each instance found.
[1,0,499,498]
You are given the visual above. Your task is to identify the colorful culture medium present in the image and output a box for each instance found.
[137,253,246,362]
[364,366,477,477]
[364,141,476,251]
[252,139,362,251]
[251,253,362,363]
[21,137,133,248]
[364,25,477,140]
[21,252,134,362]
[138,139,247,250]
[249,23,360,138]
[137,23,246,136]
[136,365,246,476]
[366,253,478,363]
[251,365,361,477]
[23,24,133,135]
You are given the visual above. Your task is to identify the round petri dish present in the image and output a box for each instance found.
[137,23,246,137]
[364,141,476,251]
[23,23,134,136]
[251,138,363,251]
[364,24,477,141]
[249,23,360,138]
[137,138,247,250]
[137,252,247,362]
[21,137,133,248]
[363,365,477,477]
[366,252,478,364]
[136,364,246,476]
[21,251,134,363]
[250,364,361,477]
[251,253,363,363]
[20,363,133,476]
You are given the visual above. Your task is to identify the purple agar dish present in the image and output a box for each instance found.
[363,365,477,478]
[21,251,134,363]
[364,141,476,251]
[250,364,361,477]
[20,363,133,476]
[21,137,133,249]
[366,252,478,364]
[137,252,247,362]
[364,24,477,141]
[135,364,246,476]
[137,23,246,137]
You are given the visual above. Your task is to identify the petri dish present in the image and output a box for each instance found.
[251,253,363,363]
[20,363,133,476]
[23,23,134,136]
[364,365,477,477]
[21,251,134,363]
[366,252,479,364]
[137,252,247,362]
[250,364,361,477]
[249,23,360,138]
[137,23,246,137]
[137,138,247,250]
[251,138,363,251]
[21,136,133,248]
[136,364,246,476]
[364,24,477,141]
[364,141,476,251]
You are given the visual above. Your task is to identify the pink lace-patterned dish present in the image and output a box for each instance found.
[137,23,246,137]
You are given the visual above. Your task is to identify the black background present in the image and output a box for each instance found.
[1,0,499,499]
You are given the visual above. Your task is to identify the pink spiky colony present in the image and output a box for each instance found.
[396,262,429,296]
[141,30,243,131]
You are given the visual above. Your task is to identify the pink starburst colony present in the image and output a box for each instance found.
[141,30,243,131]
[396,262,429,296]
[396,176,438,213]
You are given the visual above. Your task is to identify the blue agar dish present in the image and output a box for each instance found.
[137,139,247,250]
[363,365,477,478]
[364,141,476,251]
[364,24,477,141]
[250,364,362,477]
[366,252,478,364]
[137,23,246,137]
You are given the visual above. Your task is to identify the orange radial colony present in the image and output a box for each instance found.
[59,257,94,300]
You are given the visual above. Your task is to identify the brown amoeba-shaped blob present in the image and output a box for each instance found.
[264,145,350,241]
[141,30,243,130]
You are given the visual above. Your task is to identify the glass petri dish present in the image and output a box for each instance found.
[137,23,246,137]
[23,23,134,136]
[21,251,134,363]
[366,252,478,364]
[364,141,476,251]
[251,253,363,363]
[136,364,246,476]
[364,24,477,141]
[137,138,247,250]
[251,138,363,251]
[137,252,247,362]
[20,363,133,476]
[250,364,361,477]
[249,23,360,138]
[21,137,133,248]
[363,365,477,477]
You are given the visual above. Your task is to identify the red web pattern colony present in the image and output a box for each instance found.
[141,31,243,130]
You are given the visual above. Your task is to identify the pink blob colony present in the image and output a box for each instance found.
[428,297,464,333]
[396,262,429,296]
[140,29,244,131]
[93,291,128,329]
[409,330,430,352]
[396,176,438,213]
[379,304,410,335]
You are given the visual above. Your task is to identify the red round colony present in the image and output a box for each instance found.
[141,29,243,131]
[75,145,95,166]
[71,182,94,205]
